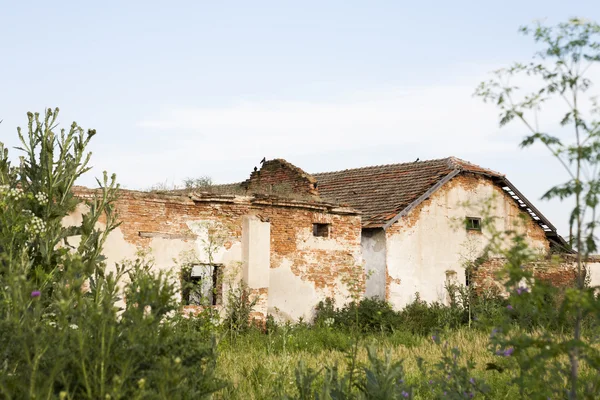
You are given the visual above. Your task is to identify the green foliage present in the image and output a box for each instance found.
[315,297,402,334]
[418,337,490,399]
[0,109,223,398]
[476,17,600,399]
[223,282,259,335]
[314,293,508,337]
[183,175,213,190]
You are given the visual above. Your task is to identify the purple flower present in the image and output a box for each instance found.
[516,286,529,295]
[503,347,514,357]
[506,305,513,310]
[31,290,41,298]
[470,377,475,384]
[401,390,409,398]
[429,380,433,385]
[432,335,437,342]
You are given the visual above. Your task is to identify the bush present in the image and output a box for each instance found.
[0,109,224,398]
[315,297,403,333]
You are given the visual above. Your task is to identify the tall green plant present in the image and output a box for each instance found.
[0,109,223,398]
[476,18,600,399]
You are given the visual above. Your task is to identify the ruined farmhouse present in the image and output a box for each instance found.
[71,157,584,321]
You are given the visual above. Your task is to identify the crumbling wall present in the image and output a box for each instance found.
[362,228,387,299]
[241,159,319,197]
[471,255,585,296]
[384,173,550,310]
[70,187,362,322]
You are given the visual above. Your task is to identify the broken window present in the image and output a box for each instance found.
[182,263,222,306]
[466,217,482,231]
[313,223,330,237]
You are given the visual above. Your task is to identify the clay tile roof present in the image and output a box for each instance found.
[313,157,502,228]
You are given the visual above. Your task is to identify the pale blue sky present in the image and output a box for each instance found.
[2,1,600,236]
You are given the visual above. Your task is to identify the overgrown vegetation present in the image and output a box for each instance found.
[0,109,224,398]
[2,17,600,399]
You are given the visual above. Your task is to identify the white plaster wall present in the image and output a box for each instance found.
[385,177,549,310]
[267,259,320,321]
[242,216,270,289]
[588,261,600,287]
[63,207,244,309]
[362,228,386,299]
[268,223,362,322]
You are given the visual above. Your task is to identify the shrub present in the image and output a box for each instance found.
[223,282,258,335]
[315,297,403,333]
[0,109,224,398]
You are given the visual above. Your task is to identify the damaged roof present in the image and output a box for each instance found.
[313,157,570,251]
[313,157,498,228]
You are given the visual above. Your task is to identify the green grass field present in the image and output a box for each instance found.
[214,328,522,399]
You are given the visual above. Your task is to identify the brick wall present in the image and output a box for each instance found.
[241,159,319,197]
[471,256,581,296]
[72,186,362,321]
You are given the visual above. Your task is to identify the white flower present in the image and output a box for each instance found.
[4,187,24,200]
[26,215,46,235]
[35,192,48,205]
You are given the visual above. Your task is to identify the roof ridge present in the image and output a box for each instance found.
[312,157,454,176]
[447,156,505,177]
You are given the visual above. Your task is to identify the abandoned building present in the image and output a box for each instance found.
[69,157,592,322]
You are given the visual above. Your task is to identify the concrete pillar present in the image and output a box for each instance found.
[242,215,271,321]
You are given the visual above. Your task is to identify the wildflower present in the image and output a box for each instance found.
[516,286,529,295]
[429,380,433,384]
[506,305,513,310]
[503,347,514,356]
[175,357,181,364]
[470,377,475,384]
[401,391,409,398]
[31,290,41,298]
[137,378,146,389]
[432,335,437,342]
[34,192,48,205]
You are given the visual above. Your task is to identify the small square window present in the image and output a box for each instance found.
[466,217,481,231]
[183,264,222,306]
[313,223,330,237]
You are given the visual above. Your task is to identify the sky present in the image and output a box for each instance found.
[1,1,600,237]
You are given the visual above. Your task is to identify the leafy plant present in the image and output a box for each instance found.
[0,109,224,398]
[476,18,600,398]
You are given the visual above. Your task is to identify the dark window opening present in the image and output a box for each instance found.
[313,223,330,237]
[465,269,471,287]
[182,264,222,306]
[466,217,482,231]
